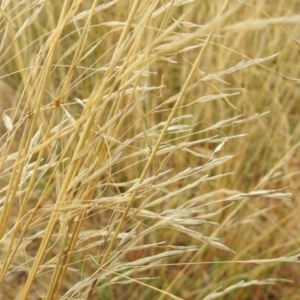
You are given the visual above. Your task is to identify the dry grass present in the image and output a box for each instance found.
[0,1,300,299]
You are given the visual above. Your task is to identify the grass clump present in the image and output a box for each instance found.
[0,1,300,299]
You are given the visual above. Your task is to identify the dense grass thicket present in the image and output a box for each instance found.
[0,1,300,299]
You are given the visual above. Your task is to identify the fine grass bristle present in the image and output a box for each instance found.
[0,1,299,299]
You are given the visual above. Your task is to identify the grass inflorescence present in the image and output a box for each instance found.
[0,1,300,299]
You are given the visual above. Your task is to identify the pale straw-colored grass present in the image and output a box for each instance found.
[0,1,299,299]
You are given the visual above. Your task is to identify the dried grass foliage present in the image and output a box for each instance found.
[0,1,300,299]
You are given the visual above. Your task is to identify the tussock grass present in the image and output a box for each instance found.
[0,1,299,299]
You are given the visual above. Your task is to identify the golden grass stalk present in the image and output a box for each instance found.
[0,1,299,299]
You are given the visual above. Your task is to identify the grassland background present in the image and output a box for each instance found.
[0,0,300,299]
